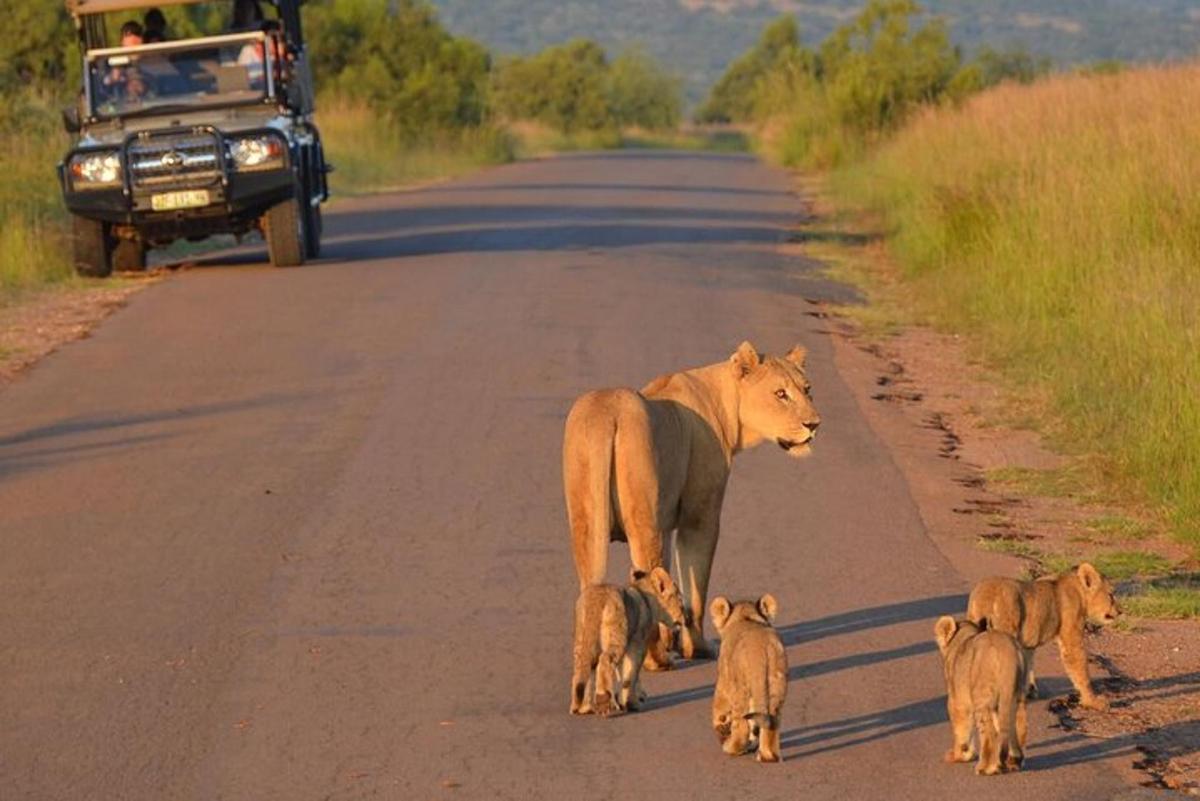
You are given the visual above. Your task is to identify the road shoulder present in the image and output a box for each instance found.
[791,182,1200,795]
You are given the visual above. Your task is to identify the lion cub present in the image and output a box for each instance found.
[935,617,1028,775]
[570,566,685,716]
[710,594,787,763]
[967,562,1120,710]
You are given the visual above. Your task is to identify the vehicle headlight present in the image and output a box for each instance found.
[229,135,286,172]
[69,151,122,189]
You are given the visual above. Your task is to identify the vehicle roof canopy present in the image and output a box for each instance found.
[65,0,304,18]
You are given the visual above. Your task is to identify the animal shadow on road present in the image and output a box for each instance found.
[781,695,946,757]
[776,593,968,647]
[643,594,966,713]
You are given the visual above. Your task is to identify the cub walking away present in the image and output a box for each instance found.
[967,562,1120,710]
[934,617,1029,776]
[570,567,685,717]
[710,594,788,763]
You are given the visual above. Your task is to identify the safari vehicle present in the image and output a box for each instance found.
[59,0,329,275]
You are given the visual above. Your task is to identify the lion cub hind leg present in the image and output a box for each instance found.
[974,708,1002,776]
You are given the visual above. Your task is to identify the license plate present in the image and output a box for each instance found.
[151,189,210,211]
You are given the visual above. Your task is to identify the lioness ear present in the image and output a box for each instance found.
[784,344,808,369]
[730,341,761,379]
[1077,562,1100,590]
[757,593,778,623]
[649,566,673,596]
[710,596,733,632]
[934,616,958,652]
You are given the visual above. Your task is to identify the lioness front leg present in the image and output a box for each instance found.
[674,520,720,659]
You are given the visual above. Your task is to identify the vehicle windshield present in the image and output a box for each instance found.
[86,32,275,120]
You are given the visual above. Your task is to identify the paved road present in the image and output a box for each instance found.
[0,152,1136,800]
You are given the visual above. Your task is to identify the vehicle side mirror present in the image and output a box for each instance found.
[62,106,82,134]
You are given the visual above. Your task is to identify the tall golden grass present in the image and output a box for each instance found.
[836,64,1200,545]
[317,98,514,195]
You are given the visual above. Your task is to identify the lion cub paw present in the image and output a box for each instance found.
[944,746,974,764]
[1080,695,1110,712]
[594,693,617,718]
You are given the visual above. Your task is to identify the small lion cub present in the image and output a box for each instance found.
[570,566,685,717]
[934,617,1028,776]
[710,594,787,763]
[967,562,1120,710]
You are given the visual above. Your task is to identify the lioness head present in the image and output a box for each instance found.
[1077,562,1120,625]
[632,566,686,629]
[710,593,778,636]
[730,341,821,458]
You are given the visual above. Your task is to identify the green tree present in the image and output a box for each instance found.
[492,39,614,133]
[606,48,681,131]
[696,15,804,123]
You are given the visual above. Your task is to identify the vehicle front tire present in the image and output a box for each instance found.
[304,202,322,260]
[112,238,147,272]
[72,215,113,278]
[263,196,305,268]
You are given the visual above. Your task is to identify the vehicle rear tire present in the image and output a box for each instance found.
[72,216,113,278]
[263,196,305,268]
[304,202,322,260]
[112,238,147,272]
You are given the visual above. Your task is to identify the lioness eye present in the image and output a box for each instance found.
[775,389,789,401]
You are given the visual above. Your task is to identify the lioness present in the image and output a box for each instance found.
[934,617,1028,776]
[570,566,686,717]
[563,341,819,660]
[967,562,1120,711]
[710,594,787,763]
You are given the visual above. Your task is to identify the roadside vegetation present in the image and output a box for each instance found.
[707,2,1200,614]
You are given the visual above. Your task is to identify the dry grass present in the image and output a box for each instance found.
[836,63,1200,549]
[317,99,514,195]
[0,96,75,294]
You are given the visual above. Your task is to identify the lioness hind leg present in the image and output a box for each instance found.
[674,523,720,660]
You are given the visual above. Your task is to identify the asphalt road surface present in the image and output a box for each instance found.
[0,152,1139,800]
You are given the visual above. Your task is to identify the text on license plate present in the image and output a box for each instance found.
[151,190,211,211]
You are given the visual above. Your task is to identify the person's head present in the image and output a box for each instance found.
[143,8,166,42]
[232,0,264,29]
[119,20,144,47]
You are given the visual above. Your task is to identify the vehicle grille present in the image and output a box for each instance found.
[127,132,222,190]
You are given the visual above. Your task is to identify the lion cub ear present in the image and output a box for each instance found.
[784,344,808,369]
[1077,562,1100,590]
[730,341,761,378]
[757,593,778,623]
[710,596,733,633]
[934,616,958,652]
[649,566,674,596]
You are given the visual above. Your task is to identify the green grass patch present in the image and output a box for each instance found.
[620,128,750,152]
[977,537,1042,560]
[1085,514,1154,543]
[1123,576,1200,619]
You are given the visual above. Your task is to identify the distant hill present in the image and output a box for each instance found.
[428,0,1200,103]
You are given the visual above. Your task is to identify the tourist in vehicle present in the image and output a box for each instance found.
[142,8,167,43]
[102,21,147,100]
